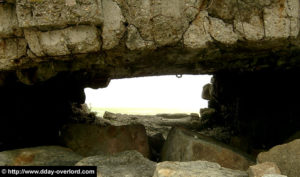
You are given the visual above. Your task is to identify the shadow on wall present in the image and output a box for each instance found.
[207,69,300,150]
[0,72,85,151]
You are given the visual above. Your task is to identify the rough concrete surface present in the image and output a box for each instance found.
[161,127,254,171]
[248,162,281,177]
[60,124,150,158]
[257,139,300,177]
[153,160,248,177]
[0,146,83,166]
[76,151,156,177]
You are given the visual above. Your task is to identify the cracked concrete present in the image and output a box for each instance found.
[126,25,156,50]
[0,0,300,85]
[0,38,27,60]
[24,26,101,57]
[183,11,212,49]
[208,16,238,45]
[0,4,22,38]
[234,15,264,41]
[16,0,102,29]
[102,0,126,50]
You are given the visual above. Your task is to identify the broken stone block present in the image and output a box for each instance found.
[0,4,22,37]
[263,9,290,39]
[76,150,156,177]
[126,25,155,50]
[257,139,300,177]
[0,146,83,166]
[102,111,201,139]
[118,0,201,47]
[151,0,200,46]
[60,124,150,158]
[153,160,248,177]
[16,0,102,29]
[263,0,299,39]
[248,162,281,177]
[207,0,237,21]
[202,83,213,100]
[199,108,216,124]
[24,26,101,57]
[161,127,254,171]
[183,11,212,49]
[101,0,126,50]
[234,15,264,41]
[208,16,238,45]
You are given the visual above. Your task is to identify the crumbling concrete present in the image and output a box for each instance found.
[0,0,299,85]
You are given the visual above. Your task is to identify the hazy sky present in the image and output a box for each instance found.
[85,75,212,113]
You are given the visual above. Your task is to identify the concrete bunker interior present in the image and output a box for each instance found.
[1,0,300,176]
[1,70,300,155]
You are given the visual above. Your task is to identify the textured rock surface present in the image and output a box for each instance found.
[153,160,248,177]
[24,26,101,57]
[161,127,254,170]
[102,112,201,138]
[76,150,156,177]
[0,38,27,60]
[248,162,281,177]
[60,124,150,158]
[0,4,22,37]
[101,112,201,161]
[102,0,125,50]
[0,0,299,85]
[183,11,212,49]
[16,0,102,29]
[262,175,287,177]
[202,83,213,100]
[0,146,83,166]
[199,108,216,124]
[257,139,300,177]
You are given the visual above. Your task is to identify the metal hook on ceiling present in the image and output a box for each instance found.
[176,74,183,78]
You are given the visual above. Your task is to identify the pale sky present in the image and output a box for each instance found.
[85,75,212,114]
